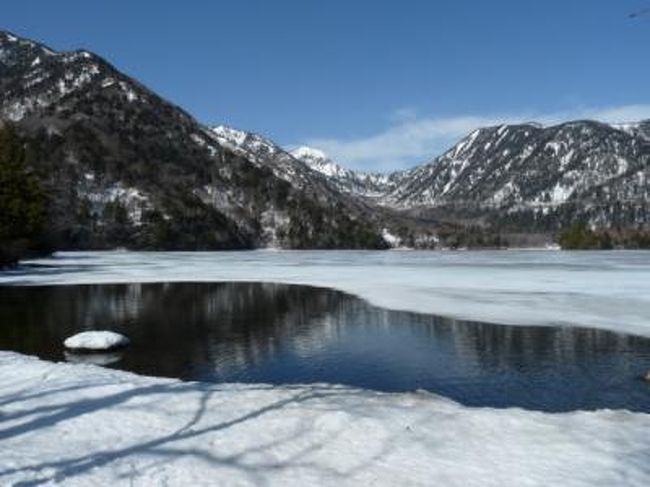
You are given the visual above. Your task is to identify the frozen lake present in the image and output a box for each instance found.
[1,251,650,485]
[3,250,650,336]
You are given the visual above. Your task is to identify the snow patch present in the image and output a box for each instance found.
[82,180,151,226]
[381,228,401,247]
[118,81,138,102]
[551,182,573,204]
[101,77,116,88]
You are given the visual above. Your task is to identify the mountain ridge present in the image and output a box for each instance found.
[1,30,648,257]
[287,120,649,235]
[0,30,389,254]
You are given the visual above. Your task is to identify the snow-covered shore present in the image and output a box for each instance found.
[1,351,649,486]
[3,250,650,336]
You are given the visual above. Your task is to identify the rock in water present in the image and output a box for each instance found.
[644,371,650,383]
[64,331,130,351]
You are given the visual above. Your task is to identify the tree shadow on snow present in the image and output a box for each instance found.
[0,379,433,485]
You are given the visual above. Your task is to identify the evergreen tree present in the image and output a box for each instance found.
[0,125,47,265]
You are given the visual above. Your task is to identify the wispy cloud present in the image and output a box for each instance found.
[301,104,650,172]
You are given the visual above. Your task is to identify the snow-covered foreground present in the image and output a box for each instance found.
[4,249,650,337]
[1,351,649,487]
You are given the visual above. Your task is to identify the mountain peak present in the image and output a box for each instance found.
[0,30,19,42]
[0,30,31,45]
[290,146,350,179]
[290,145,404,197]
[290,146,329,163]
[0,31,165,123]
[0,30,57,56]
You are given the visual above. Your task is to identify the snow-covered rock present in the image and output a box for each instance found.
[64,331,130,351]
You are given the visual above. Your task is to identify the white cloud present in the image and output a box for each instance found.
[301,104,650,172]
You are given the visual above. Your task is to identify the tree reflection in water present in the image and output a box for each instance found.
[0,282,649,412]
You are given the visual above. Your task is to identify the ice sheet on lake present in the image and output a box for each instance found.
[3,250,650,337]
[1,351,649,486]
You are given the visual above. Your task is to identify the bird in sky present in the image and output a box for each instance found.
[629,7,650,18]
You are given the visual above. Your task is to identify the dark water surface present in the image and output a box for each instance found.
[0,282,649,412]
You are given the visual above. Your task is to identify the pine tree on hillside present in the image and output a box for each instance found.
[0,125,47,265]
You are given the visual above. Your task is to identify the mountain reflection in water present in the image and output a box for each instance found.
[0,282,649,412]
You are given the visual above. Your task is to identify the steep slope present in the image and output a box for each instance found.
[206,125,390,239]
[0,31,387,250]
[384,121,650,231]
[209,125,338,193]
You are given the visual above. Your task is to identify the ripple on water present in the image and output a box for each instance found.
[0,282,649,413]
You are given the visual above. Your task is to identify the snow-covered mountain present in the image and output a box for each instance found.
[383,121,649,230]
[290,146,404,197]
[208,126,400,198]
[1,30,647,251]
[0,31,388,251]
[211,118,649,234]
[208,125,329,191]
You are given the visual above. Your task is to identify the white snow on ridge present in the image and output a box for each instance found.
[290,145,400,196]
[211,124,248,147]
[611,121,640,133]
[5,250,650,337]
[292,145,350,178]
[1,351,649,486]
[291,145,328,163]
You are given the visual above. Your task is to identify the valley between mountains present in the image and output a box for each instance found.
[1,30,648,260]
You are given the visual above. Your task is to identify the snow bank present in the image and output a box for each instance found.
[64,331,129,351]
[4,250,650,337]
[1,351,648,486]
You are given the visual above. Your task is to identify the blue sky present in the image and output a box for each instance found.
[4,1,650,170]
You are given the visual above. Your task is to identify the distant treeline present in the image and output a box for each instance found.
[558,225,650,250]
[1,123,648,266]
